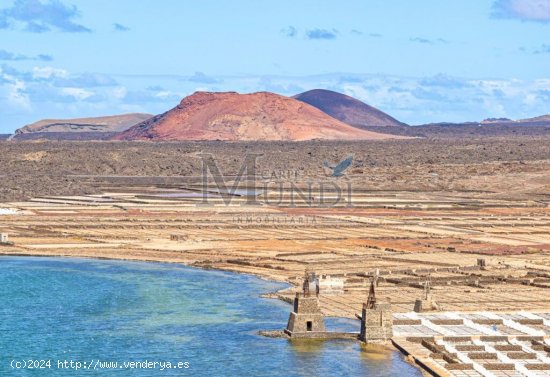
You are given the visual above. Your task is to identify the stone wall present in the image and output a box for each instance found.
[360,303,393,343]
[293,295,320,314]
[286,294,326,336]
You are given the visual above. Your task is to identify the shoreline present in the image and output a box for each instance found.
[9,253,550,376]
[0,253,401,349]
[0,249,292,285]
[2,254,422,376]
[0,253,399,347]
[0,253,414,345]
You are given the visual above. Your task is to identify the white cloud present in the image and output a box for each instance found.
[155,90,179,99]
[7,78,31,109]
[492,0,550,22]
[0,0,91,33]
[522,93,537,105]
[482,97,507,116]
[533,78,550,88]
[60,87,94,100]
[0,67,31,110]
[32,66,69,79]
[476,79,516,96]
[109,86,127,100]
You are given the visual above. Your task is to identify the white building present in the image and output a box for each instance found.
[0,233,8,244]
[315,274,344,295]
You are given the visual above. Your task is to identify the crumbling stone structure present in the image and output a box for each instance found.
[414,277,440,312]
[310,271,344,295]
[359,280,393,343]
[285,274,326,337]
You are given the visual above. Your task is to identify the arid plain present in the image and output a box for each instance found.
[1,137,549,311]
[1,137,550,376]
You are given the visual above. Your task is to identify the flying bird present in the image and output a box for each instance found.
[323,154,354,177]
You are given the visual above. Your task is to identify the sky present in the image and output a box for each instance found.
[0,0,549,132]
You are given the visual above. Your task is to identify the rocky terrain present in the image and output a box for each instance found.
[12,131,120,141]
[360,123,550,138]
[12,113,152,140]
[294,89,406,127]
[0,137,549,202]
[481,114,550,125]
[375,113,550,138]
[114,91,401,141]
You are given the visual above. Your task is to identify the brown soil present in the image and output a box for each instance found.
[1,137,549,202]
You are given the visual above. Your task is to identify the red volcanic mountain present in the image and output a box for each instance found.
[293,89,406,128]
[114,91,403,141]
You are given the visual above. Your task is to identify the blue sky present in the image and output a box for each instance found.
[0,0,549,132]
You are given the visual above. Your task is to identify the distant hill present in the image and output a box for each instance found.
[13,113,152,140]
[10,132,121,141]
[523,114,550,123]
[293,89,406,128]
[114,91,403,141]
[418,114,550,129]
[480,117,513,123]
[357,114,550,139]
[479,114,550,126]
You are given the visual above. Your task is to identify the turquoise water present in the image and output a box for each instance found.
[0,257,421,376]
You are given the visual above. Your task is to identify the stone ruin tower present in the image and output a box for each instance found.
[413,275,440,312]
[284,272,326,337]
[359,279,393,343]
